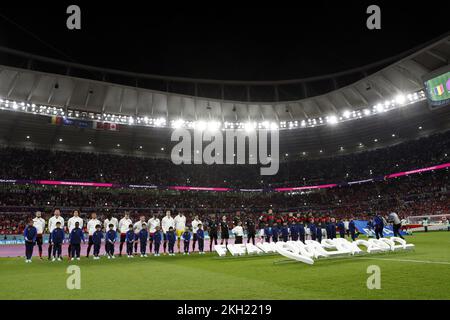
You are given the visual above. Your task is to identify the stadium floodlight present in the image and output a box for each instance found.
[0,88,428,133]
[194,120,207,131]
[395,94,406,105]
[327,115,338,125]
[261,121,270,129]
[186,121,195,129]
[375,104,384,113]
[244,122,256,132]
[343,110,351,119]
[172,119,184,129]
[154,117,166,127]
[207,120,220,132]
[270,122,278,130]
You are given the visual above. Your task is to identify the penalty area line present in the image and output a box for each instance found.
[356,257,450,265]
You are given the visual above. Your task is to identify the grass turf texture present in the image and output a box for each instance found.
[0,232,449,300]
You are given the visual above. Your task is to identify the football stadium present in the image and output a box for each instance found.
[0,4,449,303]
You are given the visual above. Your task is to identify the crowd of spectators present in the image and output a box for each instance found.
[0,170,448,235]
[0,131,449,188]
[0,130,449,235]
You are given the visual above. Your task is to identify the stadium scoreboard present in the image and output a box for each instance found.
[423,65,450,109]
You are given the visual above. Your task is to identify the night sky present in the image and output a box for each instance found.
[0,1,448,81]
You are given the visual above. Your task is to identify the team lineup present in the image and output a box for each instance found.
[22,208,404,262]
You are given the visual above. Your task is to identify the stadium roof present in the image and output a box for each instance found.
[0,35,449,158]
[0,35,449,114]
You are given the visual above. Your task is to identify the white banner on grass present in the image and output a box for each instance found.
[215,237,414,265]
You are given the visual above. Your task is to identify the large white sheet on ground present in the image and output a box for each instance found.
[214,237,415,265]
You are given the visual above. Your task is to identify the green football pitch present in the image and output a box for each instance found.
[1,232,449,300]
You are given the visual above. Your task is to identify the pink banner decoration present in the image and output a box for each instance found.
[38,180,114,188]
[274,183,337,192]
[0,162,448,192]
[385,162,450,179]
[168,186,230,192]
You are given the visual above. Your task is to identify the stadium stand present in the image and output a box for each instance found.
[0,130,449,188]
[0,129,448,235]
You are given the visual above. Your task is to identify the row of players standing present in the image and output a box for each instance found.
[257,209,358,243]
[25,208,362,261]
[27,209,246,260]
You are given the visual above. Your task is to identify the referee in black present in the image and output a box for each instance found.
[208,217,218,252]
[246,218,256,245]
[220,216,229,247]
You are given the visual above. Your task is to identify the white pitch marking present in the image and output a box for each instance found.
[358,257,450,265]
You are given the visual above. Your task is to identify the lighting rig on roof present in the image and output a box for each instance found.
[0,90,426,131]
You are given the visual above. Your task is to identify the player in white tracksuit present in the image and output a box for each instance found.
[32,211,46,259]
[161,211,175,255]
[147,215,160,253]
[118,213,132,256]
[86,212,101,257]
